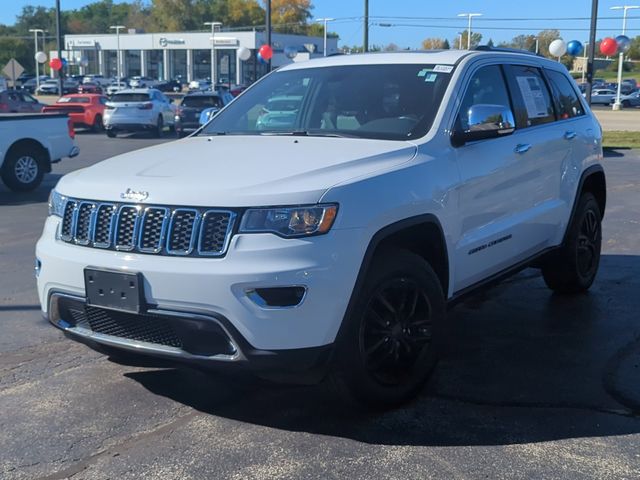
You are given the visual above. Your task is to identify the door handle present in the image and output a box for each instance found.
[514,143,532,154]
[564,131,577,140]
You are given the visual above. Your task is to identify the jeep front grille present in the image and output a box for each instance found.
[59,197,235,257]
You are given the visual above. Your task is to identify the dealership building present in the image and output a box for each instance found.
[60,30,338,84]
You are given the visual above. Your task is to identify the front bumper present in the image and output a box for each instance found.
[36,216,366,352]
[46,292,333,383]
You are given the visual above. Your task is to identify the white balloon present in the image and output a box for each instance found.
[549,39,567,57]
[35,51,47,63]
[237,47,251,61]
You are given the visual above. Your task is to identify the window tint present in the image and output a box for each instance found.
[545,69,585,119]
[111,93,151,103]
[508,65,555,127]
[181,96,222,108]
[458,65,512,131]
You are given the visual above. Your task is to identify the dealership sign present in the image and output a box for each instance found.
[67,39,96,48]
[159,38,186,47]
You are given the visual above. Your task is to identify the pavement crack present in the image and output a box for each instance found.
[32,410,201,480]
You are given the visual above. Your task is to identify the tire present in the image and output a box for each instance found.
[92,114,103,132]
[622,100,631,108]
[155,116,164,138]
[329,249,446,408]
[541,193,602,293]
[0,144,46,192]
[106,130,116,138]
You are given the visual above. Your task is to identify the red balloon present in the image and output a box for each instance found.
[49,57,62,71]
[258,44,273,60]
[600,37,618,56]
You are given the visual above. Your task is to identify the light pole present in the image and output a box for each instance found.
[315,18,335,56]
[610,5,639,110]
[581,41,590,84]
[29,28,45,93]
[457,13,482,49]
[109,25,126,82]
[458,33,463,49]
[204,21,222,87]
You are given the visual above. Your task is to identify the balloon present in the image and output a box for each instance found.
[35,51,47,63]
[237,46,251,61]
[61,58,68,67]
[257,52,268,64]
[549,39,567,57]
[616,35,631,54]
[566,40,583,56]
[258,44,273,60]
[284,46,298,59]
[600,37,618,56]
[80,58,89,67]
[49,58,62,71]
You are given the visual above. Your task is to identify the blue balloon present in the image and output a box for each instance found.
[257,52,268,64]
[61,57,68,66]
[566,40,583,56]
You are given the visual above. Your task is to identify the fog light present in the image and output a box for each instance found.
[35,258,42,277]
[246,286,306,308]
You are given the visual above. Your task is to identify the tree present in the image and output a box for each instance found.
[537,29,561,58]
[383,43,399,52]
[268,0,313,34]
[421,38,446,50]
[486,38,494,48]
[456,31,482,49]
[0,38,31,76]
[442,39,450,49]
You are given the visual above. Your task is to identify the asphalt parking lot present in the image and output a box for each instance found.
[1,132,640,479]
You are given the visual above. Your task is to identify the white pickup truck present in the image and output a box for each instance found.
[0,113,79,191]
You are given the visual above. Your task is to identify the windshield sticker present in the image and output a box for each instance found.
[424,73,437,82]
[417,68,429,77]
[516,76,548,118]
[433,65,454,73]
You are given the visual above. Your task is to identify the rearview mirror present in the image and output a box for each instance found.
[451,104,515,147]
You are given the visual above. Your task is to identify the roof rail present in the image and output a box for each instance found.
[474,45,539,56]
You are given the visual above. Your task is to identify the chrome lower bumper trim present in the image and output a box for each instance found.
[49,292,244,363]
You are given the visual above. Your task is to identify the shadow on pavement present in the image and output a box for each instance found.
[0,177,58,205]
[122,254,640,446]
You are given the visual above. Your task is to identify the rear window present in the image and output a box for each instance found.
[111,93,150,103]
[181,96,222,108]
[507,65,555,127]
[545,69,585,119]
[58,96,90,104]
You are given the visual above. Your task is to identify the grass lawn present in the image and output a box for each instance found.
[603,130,640,149]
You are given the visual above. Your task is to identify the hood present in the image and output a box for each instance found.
[56,135,416,207]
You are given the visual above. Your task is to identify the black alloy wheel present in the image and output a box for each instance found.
[576,208,600,281]
[360,278,433,386]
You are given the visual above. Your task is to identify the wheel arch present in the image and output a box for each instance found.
[563,164,606,244]
[3,138,51,172]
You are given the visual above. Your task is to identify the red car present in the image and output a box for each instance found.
[43,94,108,131]
[78,82,103,94]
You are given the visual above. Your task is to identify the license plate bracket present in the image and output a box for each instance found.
[84,268,145,313]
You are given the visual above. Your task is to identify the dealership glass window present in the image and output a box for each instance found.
[79,49,98,75]
[242,50,269,85]
[104,50,117,77]
[169,50,187,81]
[216,49,236,86]
[126,50,141,77]
[193,49,211,80]
[145,50,164,80]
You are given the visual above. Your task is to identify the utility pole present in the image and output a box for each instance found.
[55,0,63,96]
[266,0,271,71]
[109,25,126,83]
[204,22,222,86]
[29,28,45,93]
[364,0,369,52]
[610,5,639,110]
[585,0,599,105]
[457,13,482,50]
[315,18,335,56]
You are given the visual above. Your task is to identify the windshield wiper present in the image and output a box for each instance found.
[259,130,358,138]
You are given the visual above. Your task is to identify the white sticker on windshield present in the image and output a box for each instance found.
[433,65,454,73]
[516,76,549,118]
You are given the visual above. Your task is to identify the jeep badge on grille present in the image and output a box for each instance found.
[120,188,149,202]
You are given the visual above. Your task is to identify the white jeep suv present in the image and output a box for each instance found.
[37,49,605,406]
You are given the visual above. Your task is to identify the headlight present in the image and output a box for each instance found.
[239,204,338,238]
[48,189,66,217]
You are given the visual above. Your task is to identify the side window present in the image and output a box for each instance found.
[457,65,512,131]
[507,65,555,127]
[545,69,585,119]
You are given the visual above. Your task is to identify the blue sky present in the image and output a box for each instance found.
[2,0,639,48]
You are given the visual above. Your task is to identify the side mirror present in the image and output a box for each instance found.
[451,104,515,147]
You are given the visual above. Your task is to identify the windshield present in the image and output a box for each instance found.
[201,64,453,140]
[111,93,150,103]
[181,96,222,108]
[58,96,90,103]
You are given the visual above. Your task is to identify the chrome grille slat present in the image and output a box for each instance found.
[58,198,234,257]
